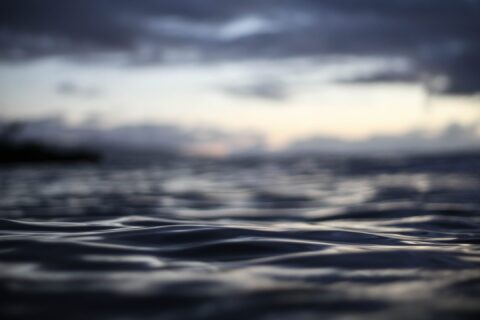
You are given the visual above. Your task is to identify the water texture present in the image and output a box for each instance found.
[1,153,480,320]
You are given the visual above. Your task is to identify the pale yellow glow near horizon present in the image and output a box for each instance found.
[117,82,478,149]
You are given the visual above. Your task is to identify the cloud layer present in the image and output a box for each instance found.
[1,117,266,157]
[2,118,478,157]
[287,123,480,154]
[1,0,479,94]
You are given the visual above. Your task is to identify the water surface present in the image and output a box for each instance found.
[1,153,480,319]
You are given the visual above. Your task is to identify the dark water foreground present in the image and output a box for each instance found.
[1,153,480,320]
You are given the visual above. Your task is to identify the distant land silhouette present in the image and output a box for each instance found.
[0,122,100,164]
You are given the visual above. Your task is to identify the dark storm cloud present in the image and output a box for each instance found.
[0,0,479,94]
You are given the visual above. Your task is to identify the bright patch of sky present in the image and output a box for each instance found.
[0,57,478,149]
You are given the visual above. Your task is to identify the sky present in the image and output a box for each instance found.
[0,0,479,155]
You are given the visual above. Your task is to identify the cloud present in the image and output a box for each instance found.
[56,82,101,98]
[338,70,419,85]
[0,1,479,94]
[0,117,266,157]
[286,122,480,154]
[224,79,289,101]
[2,117,478,156]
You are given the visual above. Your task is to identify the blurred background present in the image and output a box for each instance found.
[0,0,479,160]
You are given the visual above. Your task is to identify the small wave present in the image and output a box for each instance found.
[1,155,480,319]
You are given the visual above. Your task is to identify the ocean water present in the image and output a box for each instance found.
[1,153,480,320]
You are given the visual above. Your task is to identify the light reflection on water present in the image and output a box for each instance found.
[1,154,480,319]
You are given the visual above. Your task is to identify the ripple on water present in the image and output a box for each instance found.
[1,156,480,319]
